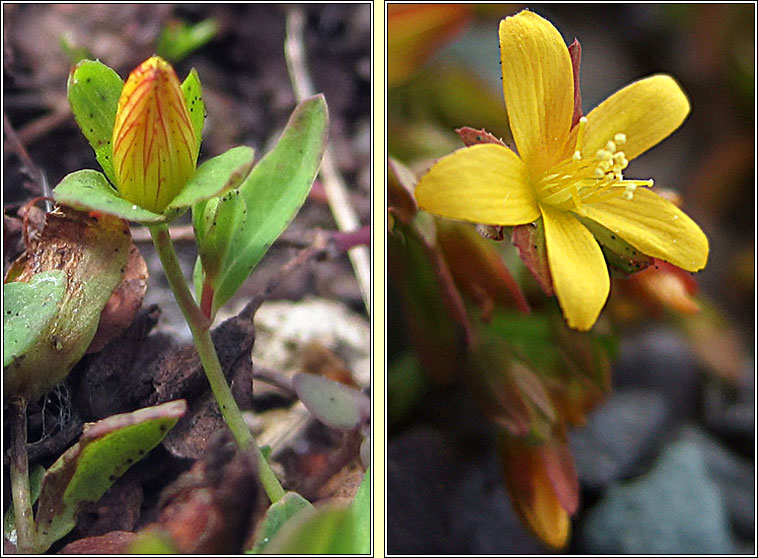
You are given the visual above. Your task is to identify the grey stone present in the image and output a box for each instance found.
[579,433,737,554]
[570,388,673,491]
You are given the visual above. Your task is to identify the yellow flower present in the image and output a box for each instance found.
[112,56,198,213]
[415,10,708,331]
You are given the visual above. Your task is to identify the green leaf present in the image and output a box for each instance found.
[348,468,371,553]
[292,373,370,431]
[167,146,254,211]
[4,465,45,542]
[157,19,218,62]
[127,529,180,554]
[34,401,187,553]
[67,60,123,185]
[53,169,166,224]
[181,68,205,152]
[388,353,428,428]
[205,94,328,315]
[3,270,67,368]
[248,492,313,553]
[261,498,369,554]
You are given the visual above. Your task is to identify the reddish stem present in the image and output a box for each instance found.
[200,280,214,320]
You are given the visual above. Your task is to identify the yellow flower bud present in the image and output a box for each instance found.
[112,56,198,213]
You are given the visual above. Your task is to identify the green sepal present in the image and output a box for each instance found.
[181,68,205,154]
[67,59,123,185]
[579,216,653,276]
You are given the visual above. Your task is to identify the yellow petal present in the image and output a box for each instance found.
[414,143,539,225]
[499,11,574,175]
[112,56,198,213]
[541,205,609,331]
[583,75,690,162]
[581,187,709,272]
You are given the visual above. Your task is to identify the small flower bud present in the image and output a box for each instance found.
[112,56,198,213]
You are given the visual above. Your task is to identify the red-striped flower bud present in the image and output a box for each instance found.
[112,56,198,213]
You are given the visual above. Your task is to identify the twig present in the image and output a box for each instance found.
[9,396,38,553]
[250,229,331,312]
[284,7,371,316]
[4,112,50,203]
[253,366,295,393]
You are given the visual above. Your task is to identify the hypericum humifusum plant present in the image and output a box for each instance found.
[4,53,329,553]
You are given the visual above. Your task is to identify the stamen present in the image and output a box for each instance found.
[614,133,627,145]
[605,140,616,153]
[575,116,588,154]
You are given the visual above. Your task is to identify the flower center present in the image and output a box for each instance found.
[535,117,653,213]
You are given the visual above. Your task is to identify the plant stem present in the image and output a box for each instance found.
[149,223,285,503]
[9,396,37,553]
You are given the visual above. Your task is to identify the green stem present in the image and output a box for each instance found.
[149,223,285,503]
[9,396,37,553]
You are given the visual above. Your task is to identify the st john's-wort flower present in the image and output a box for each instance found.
[414,10,709,331]
[112,56,199,213]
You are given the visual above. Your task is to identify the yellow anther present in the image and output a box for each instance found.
[594,167,606,178]
[612,152,625,163]
[572,151,582,161]
[605,140,617,153]
[595,149,612,161]
[614,133,627,145]
[622,190,634,200]
[598,160,612,172]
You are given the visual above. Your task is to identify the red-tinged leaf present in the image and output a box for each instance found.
[58,531,137,554]
[676,296,746,382]
[87,242,148,353]
[34,401,186,552]
[499,432,571,549]
[4,207,131,400]
[389,215,472,384]
[468,332,555,438]
[512,220,554,296]
[388,157,418,226]
[621,258,700,316]
[455,126,507,147]
[538,429,580,515]
[568,39,583,128]
[436,219,530,320]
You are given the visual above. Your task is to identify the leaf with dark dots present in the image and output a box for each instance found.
[3,270,66,368]
[33,400,187,553]
[67,60,123,185]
